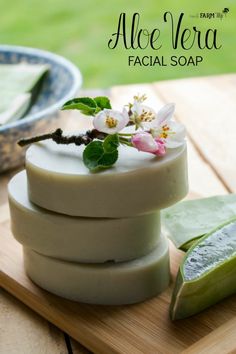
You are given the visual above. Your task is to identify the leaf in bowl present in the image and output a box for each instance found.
[170,218,236,320]
[0,63,49,125]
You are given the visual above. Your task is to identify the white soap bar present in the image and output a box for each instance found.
[23,236,170,305]
[9,171,161,263]
[26,140,188,217]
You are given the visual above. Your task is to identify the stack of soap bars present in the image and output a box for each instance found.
[8,140,188,305]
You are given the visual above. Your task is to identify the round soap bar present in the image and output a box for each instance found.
[9,171,161,263]
[23,236,170,305]
[26,140,188,217]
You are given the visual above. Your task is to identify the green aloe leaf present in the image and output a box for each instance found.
[162,194,236,251]
[170,218,236,320]
[180,239,199,252]
[83,134,119,172]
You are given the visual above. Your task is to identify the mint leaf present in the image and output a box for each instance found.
[94,96,112,110]
[61,97,97,116]
[83,135,119,172]
[103,134,119,152]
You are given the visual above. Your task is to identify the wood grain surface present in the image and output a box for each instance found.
[154,74,236,193]
[0,288,68,354]
[182,317,236,354]
[0,76,236,353]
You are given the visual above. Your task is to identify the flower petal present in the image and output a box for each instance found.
[131,102,157,130]
[122,107,129,125]
[131,101,142,115]
[165,122,186,148]
[157,103,175,125]
[131,132,166,156]
[132,132,157,152]
[168,121,186,139]
[93,109,129,134]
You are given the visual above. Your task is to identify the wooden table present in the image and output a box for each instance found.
[1,74,236,354]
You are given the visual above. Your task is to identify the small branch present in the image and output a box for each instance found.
[119,137,132,147]
[118,132,133,136]
[18,128,106,148]
[18,131,56,146]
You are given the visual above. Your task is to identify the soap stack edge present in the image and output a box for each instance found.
[8,169,170,305]
[8,141,188,305]
[9,171,161,263]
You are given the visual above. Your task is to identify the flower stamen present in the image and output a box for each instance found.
[162,124,170,131]
[140,109,155,122]
[105,116,118,128]
[159,132,168,139]
[133,94,147,103]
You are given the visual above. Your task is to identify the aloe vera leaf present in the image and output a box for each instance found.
[162,194,236,249]
[180,237,202,252]
[0,63,49,123]
[170,218,236,320]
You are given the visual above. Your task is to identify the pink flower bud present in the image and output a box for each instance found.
[131,132,166,156]
[155,138,166,156]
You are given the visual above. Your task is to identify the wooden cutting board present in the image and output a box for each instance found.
[1,76,236,353]
[1,212,236,354]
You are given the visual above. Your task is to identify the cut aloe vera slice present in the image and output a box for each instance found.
[181,239,199,252]
[170,218,236,320]
[162,194,236,250]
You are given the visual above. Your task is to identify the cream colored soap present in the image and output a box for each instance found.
[9,171,161,263]
[26,140,188,217]
[24,235,170,305]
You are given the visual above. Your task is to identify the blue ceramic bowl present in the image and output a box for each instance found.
[0,45,82,173]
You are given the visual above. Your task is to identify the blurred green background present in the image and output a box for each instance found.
[0,0,235,88]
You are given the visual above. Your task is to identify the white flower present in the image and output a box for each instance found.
[93,108,129,134]
[130,100,156,129]
[150,103,186,148]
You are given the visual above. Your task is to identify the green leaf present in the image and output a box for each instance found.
[83,141,104,170]
[95,149,118,169]
[61,97,97,116]
[83,135,119,172]
[61,96,112,116]
[103,134,119,152]
[94,96,112,110]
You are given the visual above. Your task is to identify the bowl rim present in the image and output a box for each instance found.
[0,44,83,132]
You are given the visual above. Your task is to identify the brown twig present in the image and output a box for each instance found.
[18,128,107,147]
